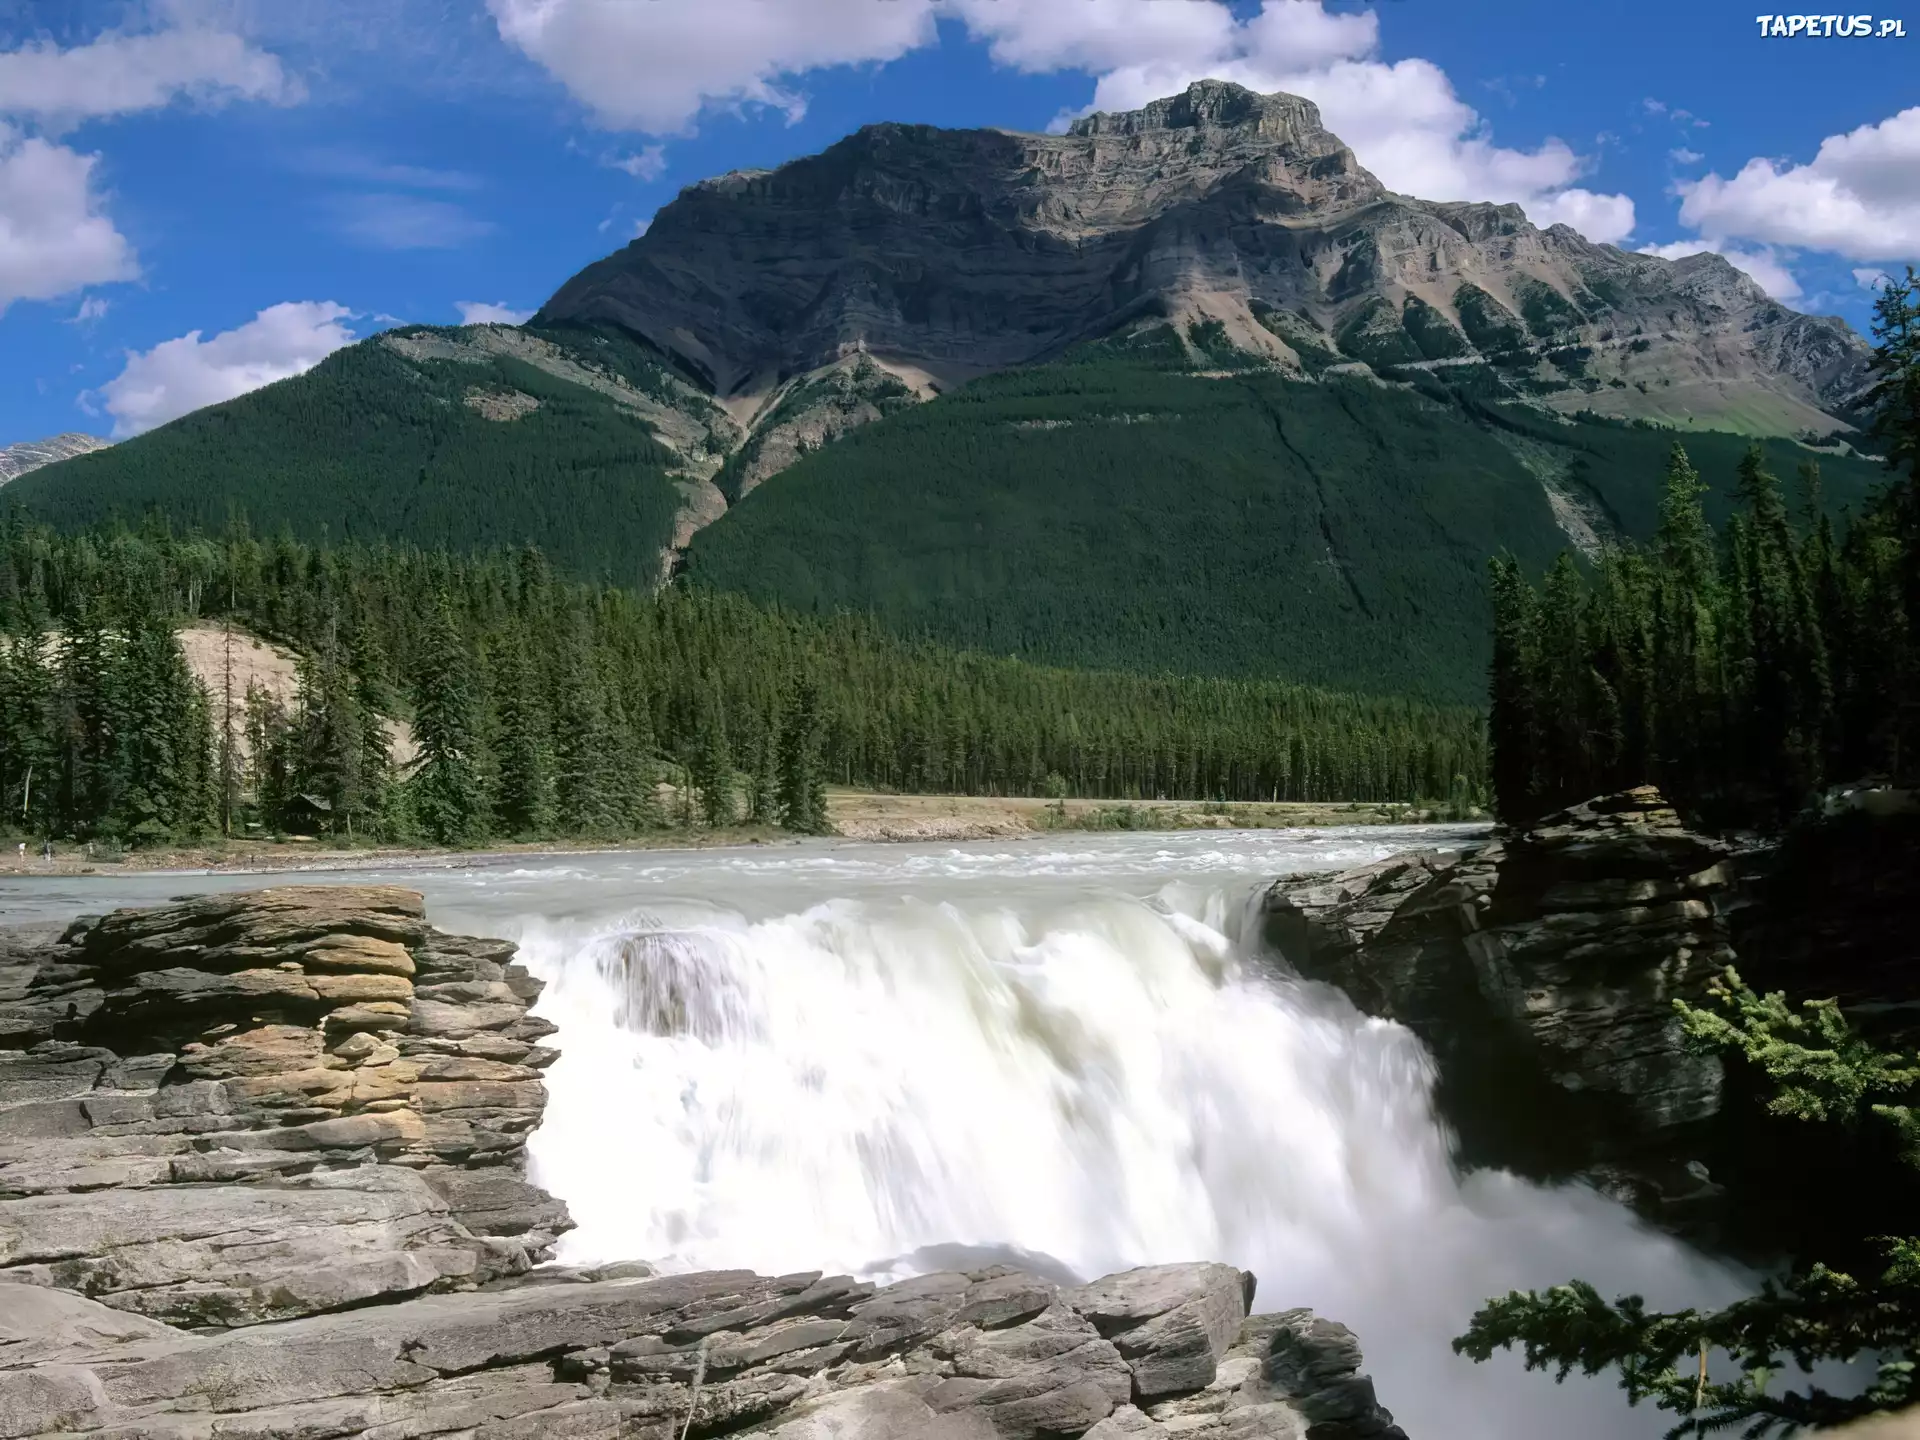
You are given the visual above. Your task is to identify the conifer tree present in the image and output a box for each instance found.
[690,684,735,827]
[490,627,551,836]
[747,704,781,826]
[409,593,488,846]
[552,625,620,835]
[776,676,830,834]
[0,623,52,836]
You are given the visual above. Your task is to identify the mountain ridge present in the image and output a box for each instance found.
[539,80,1871,452]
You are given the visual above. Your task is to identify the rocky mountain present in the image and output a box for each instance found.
[0,432,109,485]
[542,80,1872,451]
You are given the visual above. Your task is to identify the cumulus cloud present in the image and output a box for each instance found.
[0,26,298,126]
[455,300,533,325]
[96,301,357,437]
[0,126,139,313]
[487,0,938,133]
[1638,239,1802,301]
[486,0,1634,245]
[1678,106,1920,261]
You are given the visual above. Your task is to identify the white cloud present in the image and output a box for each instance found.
[1855,267,1893,290]
[1638,239,1802,301]
[0,126,138,313]
[1678,106,1920,261]
[0,27,298,125]
[1670,147,1703,165]
[634,216,652,237]
[329,194,496,249]
[68,295,111,324]
[487,0,1634,245]
[455,300,533,325]
[1528,188,1637,244]
[611,144,667,181]
[487,0,938,133]
[96,301,357,437]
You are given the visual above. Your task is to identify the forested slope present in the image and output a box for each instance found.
[6,325,702,591]
[683,358,1887,703]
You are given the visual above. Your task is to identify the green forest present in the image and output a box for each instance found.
[2,325,694,592]
[1485,273,1920,833]
[1461,270,1920,1435]
[684,356,1885,703]
[4,315,1884,706]
[0,517,1486,847]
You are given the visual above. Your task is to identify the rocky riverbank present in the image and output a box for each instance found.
[1,885,1405,1440]
[1264,787,1741,1223]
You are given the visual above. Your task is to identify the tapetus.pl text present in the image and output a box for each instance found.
[1755,13,1907,35]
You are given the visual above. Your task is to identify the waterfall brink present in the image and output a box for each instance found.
[520,884,1747,1440]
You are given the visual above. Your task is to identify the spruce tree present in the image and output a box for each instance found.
[490,628,551,836]
[0,624,52,836]
[409,593,488,846]
[776,675,830,834]
[747,704,781,826]
[1487,555,1539,822]
[690,685,735,827]
[552,625,620,835]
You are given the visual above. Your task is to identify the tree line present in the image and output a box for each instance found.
[0,518,1487,847]
[1462,271,1920,1433]
[1487,269,1920,832]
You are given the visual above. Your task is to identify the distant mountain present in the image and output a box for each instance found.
[541,79,1871,452]
[0,433,110,484]
[5,82,1890,702]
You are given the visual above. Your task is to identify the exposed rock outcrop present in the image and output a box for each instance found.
[0,887,568,1326]
[0,1259,1404,1440]
[0,434,110,486]
[541,80,1869,440]
[1264,787,1738,1217]
[1,886,1406,1440]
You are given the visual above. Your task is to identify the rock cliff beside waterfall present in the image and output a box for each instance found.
[0,885,1405,1440]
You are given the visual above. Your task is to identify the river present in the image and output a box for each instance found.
[0,825,1748,1439]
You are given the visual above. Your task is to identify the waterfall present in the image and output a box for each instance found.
[518,879,1749,1440]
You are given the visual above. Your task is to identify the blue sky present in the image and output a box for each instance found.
[1,0,1915,445]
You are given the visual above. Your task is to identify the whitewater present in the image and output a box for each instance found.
[2,826,1752,1437]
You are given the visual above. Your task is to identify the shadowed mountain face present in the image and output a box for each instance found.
[538,80,1870,438]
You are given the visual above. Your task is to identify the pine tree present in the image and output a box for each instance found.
[244,682,293,833]
[690,684,735,827]
[110,614,203,843]
[746,704,781,826]
[0,623,52,837]
[490,627,551,836]
[552,624,620,835]
[1487,555,1539,822]
[409,593,488,846]
[54,599,120,837]
[776,675,830,834]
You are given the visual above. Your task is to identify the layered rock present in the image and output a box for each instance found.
[1,884,1406,1439]
[1264,788,1737,1215]
[0,887,568,1326]
[0,1259,1403,1440]
[542,80,1869,440]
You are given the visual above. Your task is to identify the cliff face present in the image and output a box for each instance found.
[1264,788,1738,1224]
[540,80,1870,440]
[0,886,1404,1440]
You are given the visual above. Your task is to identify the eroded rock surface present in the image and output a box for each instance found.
[0,886,1405,1440]
[1264,787,1735,1215]
[0,1260,1403,1440]
[0,886,567,1325]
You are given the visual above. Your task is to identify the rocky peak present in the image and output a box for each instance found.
[1069,79,1330,146]
[0,432,110,485]
[537,79,1874,505]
